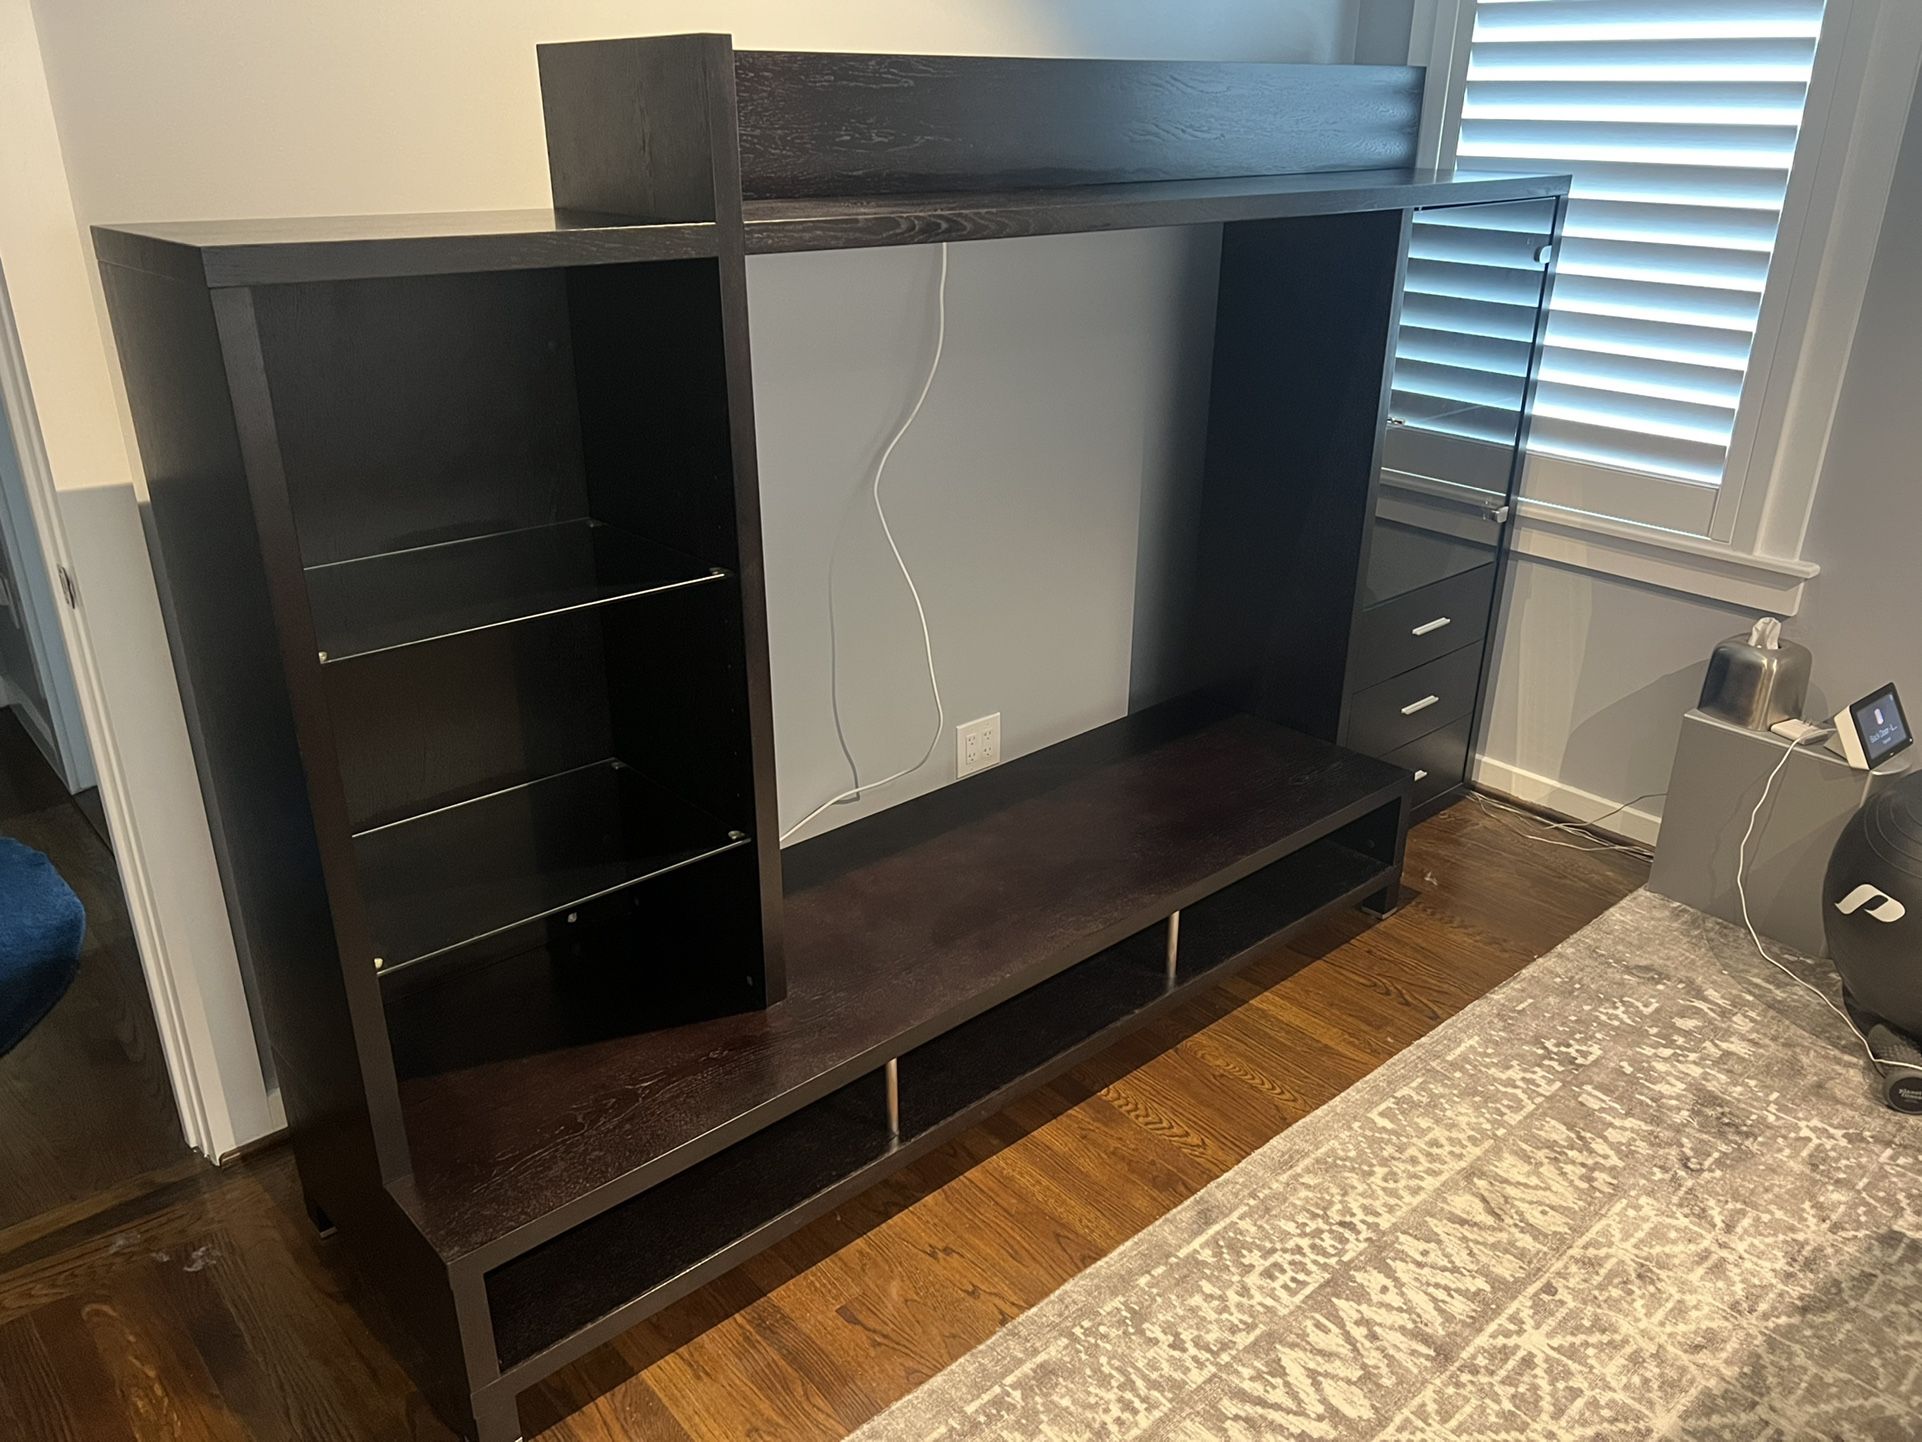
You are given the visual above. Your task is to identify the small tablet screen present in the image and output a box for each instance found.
[1850,685,1912,769]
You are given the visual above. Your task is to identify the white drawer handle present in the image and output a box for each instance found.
[1411,616,1453,637]
[1401,694,1441,716]
[1414,769,1430,781]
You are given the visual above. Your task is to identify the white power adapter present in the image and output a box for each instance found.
[1769,717,1834,745]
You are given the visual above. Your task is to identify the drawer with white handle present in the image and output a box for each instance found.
[1381,712,1473,812]
[1350,563,1496,690]
[1345,644,1484,758]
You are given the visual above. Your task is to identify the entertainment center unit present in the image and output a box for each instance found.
[95,35,1565,1441]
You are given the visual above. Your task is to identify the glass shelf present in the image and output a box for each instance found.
[306,519,725,664]
[354,759,747,975]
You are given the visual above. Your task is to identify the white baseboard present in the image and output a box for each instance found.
[214,1084,288,1165]
[1469,755,1663,848]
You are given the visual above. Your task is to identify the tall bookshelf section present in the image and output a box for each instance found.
[97,213,786,1431]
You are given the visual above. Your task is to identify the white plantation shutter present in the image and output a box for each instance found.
[1448,0,1827,513]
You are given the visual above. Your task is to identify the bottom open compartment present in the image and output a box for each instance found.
[476,810,1396,1377]
[896,826,1392,1139]
[484,1067,895,1371]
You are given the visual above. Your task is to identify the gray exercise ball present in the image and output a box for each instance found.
[1825,771,1922,1039]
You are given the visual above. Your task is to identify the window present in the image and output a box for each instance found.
[1433,0,1828,537]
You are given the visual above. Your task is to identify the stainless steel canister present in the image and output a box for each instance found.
[1699,630,1812,730]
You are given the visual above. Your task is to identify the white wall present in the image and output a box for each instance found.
[30,3,1357,223]
[752,232,1219,833]
[1796,75,1922,717]
[1477,559,1755,838]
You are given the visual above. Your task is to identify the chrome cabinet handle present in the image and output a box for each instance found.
[1401,694,1441,717]
[1414,768,1430,781]
[1411,616,1452,637]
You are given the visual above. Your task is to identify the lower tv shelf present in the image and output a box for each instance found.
[378,698,1409,1424]
[482,831,1395,1378]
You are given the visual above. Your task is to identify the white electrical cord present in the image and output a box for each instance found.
[1734,730,1895,1073]
[1471,790,1660,860]
[781,243,951,844]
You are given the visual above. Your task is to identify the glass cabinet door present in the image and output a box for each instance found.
[1364,196,1559,608]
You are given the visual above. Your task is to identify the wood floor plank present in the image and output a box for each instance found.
[23,1299,142,1442]
[621,1271,852,1442]
[1012,1081,1222,1202]
[0,798,1645,1440]
[976,1108,1182,1248]
[0,1306,134,1442]
[1176,1016,1339,1125]
[78,1270,251,1442]
[1079,1070,1245,1173]
[167,1231,308,1442]
[530,1346,694,1442]
[0,1159,212,1267]
[879,1170,1092,1317]
[1091,1026,1292,1165]
[199,1214,414,1442]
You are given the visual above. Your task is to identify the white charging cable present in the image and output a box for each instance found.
[1470,789,1659,860]
[1735,728,1895,1073]
[781,243,951,844]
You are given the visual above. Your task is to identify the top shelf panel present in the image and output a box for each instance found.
[743,169,1570,254]
[93,208,720,289]
[308,519,725,664]
[92,172,1569,283]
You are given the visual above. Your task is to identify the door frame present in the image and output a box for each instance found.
[0,354,93,793]
[0,263,279,1161]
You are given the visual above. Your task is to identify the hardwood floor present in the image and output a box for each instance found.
[0,798,1644,1441]
[0,708,185,1233]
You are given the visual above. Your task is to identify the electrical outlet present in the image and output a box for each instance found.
[956,713,1001,778]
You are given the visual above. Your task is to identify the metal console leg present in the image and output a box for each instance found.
[885,1057,900,1140]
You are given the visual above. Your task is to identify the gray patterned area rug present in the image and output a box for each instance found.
[853,891,1922,1440]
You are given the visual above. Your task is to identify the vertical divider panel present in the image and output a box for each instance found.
[208,287,417,1183]
[94,257,352,1166]
[540,33,787,1003]
[1178,209,1410,742]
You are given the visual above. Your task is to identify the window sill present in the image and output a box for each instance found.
[1509,501,1820,614]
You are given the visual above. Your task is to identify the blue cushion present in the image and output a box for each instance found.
[0,836,86,1056]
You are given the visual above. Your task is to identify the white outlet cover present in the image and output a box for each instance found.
[957,713,1001,778]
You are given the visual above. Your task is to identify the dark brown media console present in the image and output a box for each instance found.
[95,35,1565,1441]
